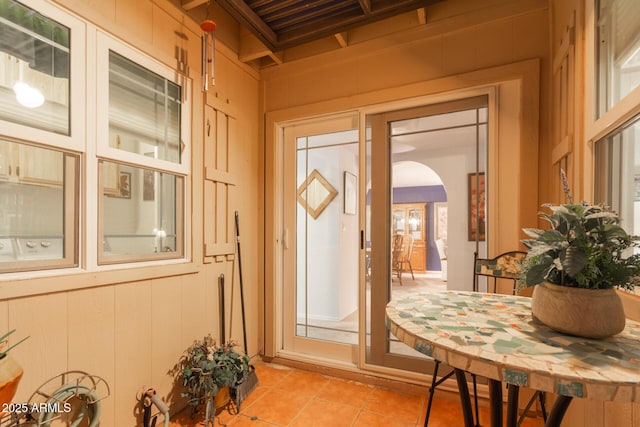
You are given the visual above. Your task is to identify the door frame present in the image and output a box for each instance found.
[264,62,540,383]
[280,112,360,364]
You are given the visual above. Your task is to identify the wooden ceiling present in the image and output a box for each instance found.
[182,0,442,51]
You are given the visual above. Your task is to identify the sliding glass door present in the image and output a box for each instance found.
[365,97,489,372]
[275,96,489,371]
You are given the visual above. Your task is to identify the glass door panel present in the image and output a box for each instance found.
[366,96,489,373]
[282,113,360,363]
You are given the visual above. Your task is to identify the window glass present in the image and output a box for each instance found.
[596,0,640,118]
[109,51,182,164]
[594,115,640,236]
[0,138,77,272]
[0,0,70,134]
[100,161,183,262]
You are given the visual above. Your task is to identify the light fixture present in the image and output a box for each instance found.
[153,228,167,253]
[13,82,44,108]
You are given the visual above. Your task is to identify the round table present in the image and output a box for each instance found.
[386,290,640,427]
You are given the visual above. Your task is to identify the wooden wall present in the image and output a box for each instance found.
[548,1,640,425]
[261,0,549,354]
[0,0,261,425]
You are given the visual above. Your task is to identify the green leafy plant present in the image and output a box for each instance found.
[0,329,29,360]
[520,170,640,290]
[176,334,249,410]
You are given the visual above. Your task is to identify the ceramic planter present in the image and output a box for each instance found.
[214,386,230,413]
[531,281,626,339]
[0,355,24,408]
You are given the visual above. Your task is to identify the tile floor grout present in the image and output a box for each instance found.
[170,362,544,427]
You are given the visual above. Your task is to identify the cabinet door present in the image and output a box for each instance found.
[411,242,426,272]
[0,140,13,181]
[17,144,64,186]
[102,161,120,195]
[392,208,406,235]
[407,207,424,241]
[392,203,426,273]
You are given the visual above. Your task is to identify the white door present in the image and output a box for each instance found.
[280,113,360,363]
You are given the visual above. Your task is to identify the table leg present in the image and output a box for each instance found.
[506,384,519,427]
[455,369,475,427]
[545,395,572,427]
[488,379,503,427]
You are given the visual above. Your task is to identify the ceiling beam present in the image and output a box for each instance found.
[214,0,441,51]
[275,0,438,49]
[358,0,372,15]
[216,0,279,50]
[417,7,426,25]
[334,32,348,48]
[181,0,208,11]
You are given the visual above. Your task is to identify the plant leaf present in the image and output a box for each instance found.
[561,245,587,277]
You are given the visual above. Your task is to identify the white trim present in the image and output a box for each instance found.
[0,0,86,152]
[96,31,191,176]
[585,0,640,144]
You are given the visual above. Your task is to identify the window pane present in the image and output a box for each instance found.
[109,51,182,164]
[391,109,486,135]
[593,115,640,235]
[0,0,70,134]
[0,139,77,271]
[101,161,183,261]
[596,0,640,117]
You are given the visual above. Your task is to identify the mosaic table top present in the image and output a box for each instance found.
[386,291,640,402]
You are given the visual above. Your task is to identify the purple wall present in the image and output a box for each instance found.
[393,186,447,271]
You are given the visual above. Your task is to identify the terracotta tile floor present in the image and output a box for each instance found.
[169,363,544,427]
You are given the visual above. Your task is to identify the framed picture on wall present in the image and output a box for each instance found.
[434,202,448,241]
[468,172,485,241]
[107,171,131,199]
[344,171,357,215]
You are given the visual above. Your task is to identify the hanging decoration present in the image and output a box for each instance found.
[200,1,216,92]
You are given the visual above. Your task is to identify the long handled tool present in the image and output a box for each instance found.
[218,274,226,343]
[232,210,258,407]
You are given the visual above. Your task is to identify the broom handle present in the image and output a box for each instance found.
[235,211,249,355]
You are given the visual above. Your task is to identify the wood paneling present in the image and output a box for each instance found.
[150,276,185,397]
[67,287,116,426]
[204,105,238,260]
[8,293,68,403]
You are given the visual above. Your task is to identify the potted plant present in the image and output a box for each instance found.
[520,170,640,338]
[177,334,250,416]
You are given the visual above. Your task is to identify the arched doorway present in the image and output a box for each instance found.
[392,161,447,280]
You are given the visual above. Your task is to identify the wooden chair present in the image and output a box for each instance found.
[391,234,404,285]
[399,234,415,280]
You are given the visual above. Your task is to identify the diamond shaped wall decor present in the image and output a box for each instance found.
[297,169,338,219]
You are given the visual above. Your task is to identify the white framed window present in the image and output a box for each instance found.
[0,0,191,275]
[0,0,85,151]
[590,1,640,238]
[0,138,79,272]
[0,0,83,274]
[95,32,190,265]
[595,0,640,119]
